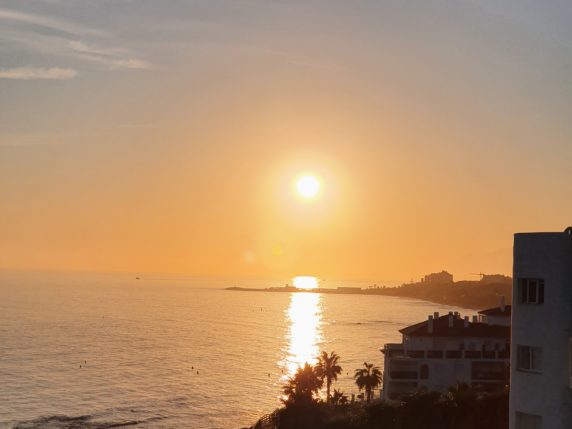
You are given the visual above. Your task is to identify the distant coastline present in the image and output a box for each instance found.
[226,275,512,310]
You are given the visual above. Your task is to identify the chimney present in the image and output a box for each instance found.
[434,311,439,319]
[500,296,506,312]
[472,315,478,323]
[448,314,454,328]
[428,315,434,333]
[464,316,469,328]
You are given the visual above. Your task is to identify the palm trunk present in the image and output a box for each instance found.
[327,379,331,403]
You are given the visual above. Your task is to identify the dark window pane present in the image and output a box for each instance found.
[528,280,537,303]
[520,279,528,303]
[518,346,531,370]
[538,282,544,304]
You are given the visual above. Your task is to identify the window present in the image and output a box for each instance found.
[519,278,544,304]
[515,412,542,429]
[420,364,429,379]
[569,338,572,388]
[516,345,542,372]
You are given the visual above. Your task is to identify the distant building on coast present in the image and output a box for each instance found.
[421,270,454,284]
[381,306,510,400]
[480,274,512,285]
[509,227,572,429]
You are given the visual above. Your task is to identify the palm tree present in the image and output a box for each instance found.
[354,362,382,403]
[331,388,348,406]
[315,351,342,403]
[282,363,323,405]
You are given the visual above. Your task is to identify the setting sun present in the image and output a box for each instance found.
[292,276,319,289]
[296,175,321,199]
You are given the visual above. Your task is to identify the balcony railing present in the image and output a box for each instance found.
[498,350,510,359]
[383,345,511,360]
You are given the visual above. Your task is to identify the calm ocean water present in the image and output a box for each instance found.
[0,272,470,429]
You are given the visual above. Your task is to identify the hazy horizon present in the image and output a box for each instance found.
[0,268,412,288]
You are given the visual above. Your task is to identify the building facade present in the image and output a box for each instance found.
[481,274,512,285]
[510,228,572,429]
[381,311,510,400]
[422,271,454,284]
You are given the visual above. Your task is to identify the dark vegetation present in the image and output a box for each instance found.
[375,280,512,310]
[250,385,508,429]
[246,352,508,429]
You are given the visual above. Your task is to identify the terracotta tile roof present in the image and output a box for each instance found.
[399,314,510,338]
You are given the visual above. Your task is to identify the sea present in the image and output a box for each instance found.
[0,271,472,429]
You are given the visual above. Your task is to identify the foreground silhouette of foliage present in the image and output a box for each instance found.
[353,362,383,403]
[282,363,323,406]
[250,387,509,429]
[315,351,343,403]
[331,389,348,406]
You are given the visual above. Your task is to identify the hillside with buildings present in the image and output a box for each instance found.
[366,272,512,310]
[228,272,512,310]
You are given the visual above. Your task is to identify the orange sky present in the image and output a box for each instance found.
[1,1,571,282]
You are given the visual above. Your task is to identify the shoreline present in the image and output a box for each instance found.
[226,281,512,311]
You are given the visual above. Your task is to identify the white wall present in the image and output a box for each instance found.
[510,230,572,429]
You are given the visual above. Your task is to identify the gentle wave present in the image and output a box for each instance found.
[11,414,166,429]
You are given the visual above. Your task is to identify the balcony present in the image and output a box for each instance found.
[383,345,510,361]
[498,350,510,359]
[390,371,419,380]
[382,344,405,357]
[382,344,425,359]
[464,351,482,359]
[472,361,508,381]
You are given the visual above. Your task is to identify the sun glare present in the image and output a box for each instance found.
[282,292,323,377]
[296,175,320,199]
[293,276,319,290]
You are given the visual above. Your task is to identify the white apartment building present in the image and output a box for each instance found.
[381,310,510,400]
[510,228,572,429]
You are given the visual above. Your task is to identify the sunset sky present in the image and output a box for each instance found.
[1,0,571,282]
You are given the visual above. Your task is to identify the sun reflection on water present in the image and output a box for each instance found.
[281,292,323,378]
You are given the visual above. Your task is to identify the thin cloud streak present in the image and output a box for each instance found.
[0,8,152,73]
[0,66,77,80]
[0,8,102,36]
[69,41,152,70]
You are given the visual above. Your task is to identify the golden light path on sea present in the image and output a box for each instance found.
[282,289,323,378]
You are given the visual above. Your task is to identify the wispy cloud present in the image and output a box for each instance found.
[0,66,77,80]
[69,41,152,70]
[0,8,102,36]
[0,8,152,75]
